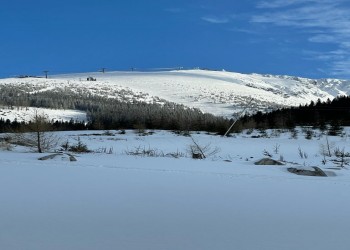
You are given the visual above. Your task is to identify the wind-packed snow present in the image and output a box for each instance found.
[1,129,350,250]
[1,69,349,118]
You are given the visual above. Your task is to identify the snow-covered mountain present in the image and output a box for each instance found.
[1,69,349,118]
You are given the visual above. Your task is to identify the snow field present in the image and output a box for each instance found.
[1,129,350,250]
[0,106,87,123]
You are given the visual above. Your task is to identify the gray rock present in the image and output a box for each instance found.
[287,167,327,177]
[67,154,77,162]
[313,167,328,177]
[254,158,284,165]
[38,153,77,162]
[38,153,62,160]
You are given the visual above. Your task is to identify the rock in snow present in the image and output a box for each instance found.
[255,158,284,165]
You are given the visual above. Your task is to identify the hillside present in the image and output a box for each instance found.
[1,69,349,119]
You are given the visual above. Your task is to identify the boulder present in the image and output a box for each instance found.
[254,158,284,165]
[38,153,62,160]
[38,153,77,162]
[67,154,77,162]
[287,167,327,177]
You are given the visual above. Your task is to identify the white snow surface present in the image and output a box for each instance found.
[1,129,350,250]
[0,106,86,122]
[1,69,350,118]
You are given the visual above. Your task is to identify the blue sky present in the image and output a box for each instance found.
[1,0,350,79]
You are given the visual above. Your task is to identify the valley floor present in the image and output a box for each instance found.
[1,129,350,250]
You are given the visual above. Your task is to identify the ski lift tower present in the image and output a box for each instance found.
[43,70,49,79]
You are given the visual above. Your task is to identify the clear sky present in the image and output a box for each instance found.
[1,0,350,79]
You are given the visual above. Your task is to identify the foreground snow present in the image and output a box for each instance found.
[1,129,350,250]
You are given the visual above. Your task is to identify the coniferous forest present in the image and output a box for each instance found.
[0,87,231,134]
[1,83,350,134]
[237,96,350,132]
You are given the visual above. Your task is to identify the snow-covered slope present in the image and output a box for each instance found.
[0,106,86,123]
[1,69,349,118]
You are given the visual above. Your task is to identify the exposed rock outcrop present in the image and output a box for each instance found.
[255,158,284,165]
[287,167,327,177]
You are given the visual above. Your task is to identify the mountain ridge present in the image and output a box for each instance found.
[1,69,349,118]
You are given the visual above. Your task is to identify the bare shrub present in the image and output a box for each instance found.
[125,146,164,157]
[61,140,70,151]
[12,131,59,153]
[332,147,350,168]
[319,136,334,157]
[188,135,220,159]
[263,149,272,158]
[125,146,185,158]
[273,143,280,154]
[12,110,59,153]
[165,150,186,158]
[298,146,308,159]
[95,147,114,154]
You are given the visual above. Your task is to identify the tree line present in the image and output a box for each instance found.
[0,87,231,134]
[3,83,348,135]
[236,96,350,132]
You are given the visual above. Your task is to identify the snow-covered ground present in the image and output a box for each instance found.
[0,106,87,123]
[1,69,349,118]
[1,129,350,250]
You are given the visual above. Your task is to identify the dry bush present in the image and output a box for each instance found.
[12,110,59,153]
[188,135,220,159]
